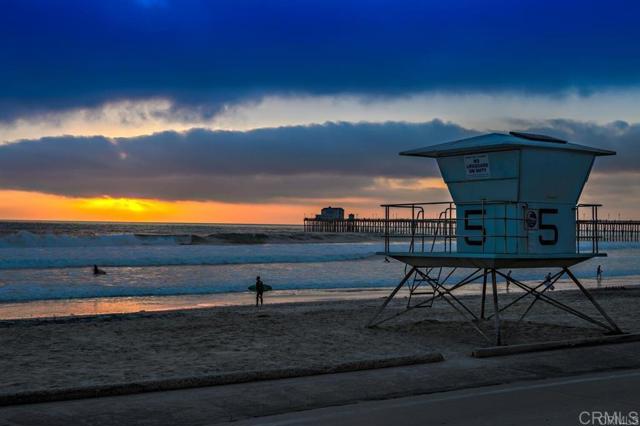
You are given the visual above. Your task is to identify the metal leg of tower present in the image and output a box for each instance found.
[368,264,622,346]
[366,267,416,328]
[441,268,485,294]
[480,268,488,320]
[428,279,491,343]
[487,270,564,320]
[367,266,489,341]
[563,267,623,334]
[407,267,436,309]
[414,269,480,321]
[491,269,501,346]
[517,270,566,322]
[494,270,615,332]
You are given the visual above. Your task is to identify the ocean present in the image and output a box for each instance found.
[0,221,639,307]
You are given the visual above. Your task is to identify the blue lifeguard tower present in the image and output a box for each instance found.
[369,131,621,345]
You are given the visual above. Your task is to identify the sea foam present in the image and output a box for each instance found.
[0,241,381,270]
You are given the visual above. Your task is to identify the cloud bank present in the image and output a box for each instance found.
[0,120,635,205]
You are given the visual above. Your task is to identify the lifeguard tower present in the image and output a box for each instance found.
[369,131,622,345]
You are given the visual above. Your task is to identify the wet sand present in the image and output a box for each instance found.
[0,288,394,320]
[1,274,635,320]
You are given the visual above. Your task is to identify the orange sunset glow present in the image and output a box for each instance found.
[0,190,380,224]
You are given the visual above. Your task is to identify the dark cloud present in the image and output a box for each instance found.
[1,119,639,204]
[507,119,640,172]
[0,120,472,202]
[2,0,640,121]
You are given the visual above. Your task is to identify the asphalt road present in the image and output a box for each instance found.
[223,370,640,426]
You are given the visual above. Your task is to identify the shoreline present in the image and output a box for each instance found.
[0,288,392,321]
[1,274,638,321]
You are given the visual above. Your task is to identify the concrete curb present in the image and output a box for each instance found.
[472,332,640,358]
[0,352,444,406]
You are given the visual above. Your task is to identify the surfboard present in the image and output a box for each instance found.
[248,284,273,292]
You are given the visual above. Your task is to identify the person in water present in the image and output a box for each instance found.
[93,265,106,275]
[255,276,264,307]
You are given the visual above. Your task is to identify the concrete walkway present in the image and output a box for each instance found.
[1,342,640,426]
[225,369,640,426]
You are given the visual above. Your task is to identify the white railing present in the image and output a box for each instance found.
[381,201,602,256]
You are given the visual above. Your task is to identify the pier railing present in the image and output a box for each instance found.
[304,212,640,242]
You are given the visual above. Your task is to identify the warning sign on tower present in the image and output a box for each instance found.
[464,154,491,178]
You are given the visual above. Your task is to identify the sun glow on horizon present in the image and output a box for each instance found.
[0,190,385,225]
[75,196,172,215]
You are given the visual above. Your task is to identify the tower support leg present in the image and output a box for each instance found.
[495,269,619,332]
[368,264,622,346]
[564,267,622,334]
[480,268,488,320]
[518,270,565,322]
[491,269,501,346]
[367,267,415,327]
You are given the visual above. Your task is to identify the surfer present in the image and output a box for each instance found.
[93,265,106,275]
[255,276,264,307]
[597,265,603,286]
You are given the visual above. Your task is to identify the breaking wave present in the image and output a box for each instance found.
[0,241,381,270]
[0,231,185,248]
[0,231,376,249]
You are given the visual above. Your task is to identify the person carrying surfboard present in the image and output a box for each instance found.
[255,276,265,307]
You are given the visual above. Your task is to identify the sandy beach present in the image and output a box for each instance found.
[1,285,638,398]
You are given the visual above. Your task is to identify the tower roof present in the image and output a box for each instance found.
[400,132,616,158]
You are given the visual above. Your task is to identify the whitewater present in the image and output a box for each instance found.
[0,238,379,269]
[0,221,639,304]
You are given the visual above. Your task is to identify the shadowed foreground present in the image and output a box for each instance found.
[1,287,639,398]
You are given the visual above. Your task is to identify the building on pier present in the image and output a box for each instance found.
[314,206,346,221]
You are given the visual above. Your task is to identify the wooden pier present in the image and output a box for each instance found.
[303,218,640,242]
[583,220,640,242]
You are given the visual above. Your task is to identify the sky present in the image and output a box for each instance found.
[1,0,640,223]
